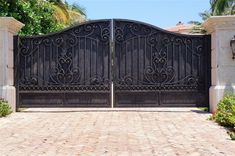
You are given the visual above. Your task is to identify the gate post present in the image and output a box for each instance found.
[204,16,235,113]
[0,17,24,112]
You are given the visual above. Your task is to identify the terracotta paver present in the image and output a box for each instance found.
[0,108,234,156]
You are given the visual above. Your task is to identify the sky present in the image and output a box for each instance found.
[66,0,210,29]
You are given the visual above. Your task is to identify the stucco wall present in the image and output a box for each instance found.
[0,17,24,111]
[204,16,235,113]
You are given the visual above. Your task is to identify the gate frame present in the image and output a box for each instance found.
[0,16,217,111]
[14,19,112,109]
[112,19,211,107]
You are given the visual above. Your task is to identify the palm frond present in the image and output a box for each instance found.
[188,21,201,25]
[199,10,211,21]
[52,1,70,24]
[210,0,231,15]
[231,2,235,14]
[71,3,86,16]
[52,5,69,24]
[68,10,86,25]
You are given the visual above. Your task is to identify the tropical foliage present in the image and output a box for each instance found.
[0,0,86,36]
[212,94,235,128]
[0,99,12,117]
[49,0,86,25]
[210,94,235,140]
[190,0,235,34]
[200,0,235,21]
[210,0,235,15]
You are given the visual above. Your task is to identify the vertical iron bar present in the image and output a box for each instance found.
[84,38,86,85]
[13,35,19,111]
[111,19,114,108]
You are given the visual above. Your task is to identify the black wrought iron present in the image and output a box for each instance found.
[14,19,211,109]
[14,20,111,108]
[113,19,211,107]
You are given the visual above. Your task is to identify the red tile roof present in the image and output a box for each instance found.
[166,22,194,34]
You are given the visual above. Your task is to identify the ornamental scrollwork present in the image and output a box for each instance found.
[115,76,133,85]
[114,20,206,91]
[17,20,111,91]
[49,49,80,85]
[144,57,175,85]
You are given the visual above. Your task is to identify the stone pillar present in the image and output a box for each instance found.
[0,17,24,112]
[203,16,235,113]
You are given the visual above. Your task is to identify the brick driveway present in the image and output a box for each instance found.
[0,108,234,156]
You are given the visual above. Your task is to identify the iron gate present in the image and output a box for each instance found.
[14,20,112,108]
[14,19,211,108]
[113,20,211,107]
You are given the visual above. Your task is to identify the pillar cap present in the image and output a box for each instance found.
[203,15,235,34]
[0,17,24,34]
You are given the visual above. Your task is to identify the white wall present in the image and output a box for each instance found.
[204,16,235,113]
[0,17,24,111]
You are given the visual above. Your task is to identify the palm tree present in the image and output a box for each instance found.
[48,0,86,26]
[199,10,212,21]
[189,0,235,34]
[210,0,235,15]
[50,0,70,25]
[68,3,86,25]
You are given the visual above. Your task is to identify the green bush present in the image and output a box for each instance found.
[0,0,64,36]
[0,99,12,117]
[228,131,235,140]
[213,94,235,128]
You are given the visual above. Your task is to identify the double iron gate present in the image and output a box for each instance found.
[14,19,211,108]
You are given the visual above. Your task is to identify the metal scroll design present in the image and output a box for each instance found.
[114,20,206,90]
[17,20,111,91]
[49,49,80,85]
[144,53,175,85]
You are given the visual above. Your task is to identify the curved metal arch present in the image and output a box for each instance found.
[14,18,211,108]
[20,19,112,39]
[113,18,205,37]
[113,19,211,107]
